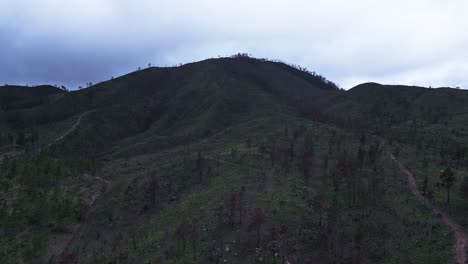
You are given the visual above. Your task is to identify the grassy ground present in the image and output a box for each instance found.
[56,116,454,263]
[400,146,468,233]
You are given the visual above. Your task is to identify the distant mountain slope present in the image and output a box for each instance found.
[321,82,468,127]
[1,57,341,154]
[3,59,468,154]
[0,85,63,110]
[346,82,468,121]
[2,60,468,150]
[0,84,62,99]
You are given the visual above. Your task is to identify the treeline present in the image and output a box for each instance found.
[0,152,97,262]
[0,129,39,147]
[166,125,390,263]
[230,53,341,91]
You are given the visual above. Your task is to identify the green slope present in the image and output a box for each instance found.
[0,85,64,111]
[0,57,466,263]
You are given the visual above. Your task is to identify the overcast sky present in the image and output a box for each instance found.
[1,0,468,89]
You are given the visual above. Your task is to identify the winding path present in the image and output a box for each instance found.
[54,174,110,263]
[392,155,467,264]
[40,110,95,152]
[46,110,112,263]
[53,110,93,143]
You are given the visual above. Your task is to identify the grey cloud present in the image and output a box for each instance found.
[1,0,468,89]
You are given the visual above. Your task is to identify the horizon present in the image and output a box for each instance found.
[1,55,464,91]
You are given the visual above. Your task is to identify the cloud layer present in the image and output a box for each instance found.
[1,0,467,89]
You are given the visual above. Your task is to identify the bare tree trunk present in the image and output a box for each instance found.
[447,188,450,206]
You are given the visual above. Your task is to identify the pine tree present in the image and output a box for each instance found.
[440,167,456,205]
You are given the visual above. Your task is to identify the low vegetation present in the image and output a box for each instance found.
[0,56,466,263]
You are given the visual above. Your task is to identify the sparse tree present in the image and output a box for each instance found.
[422,174,429,196]
[145,175,158,208]
[228,192,238,228]
[357,145,365,168]
[460,177,468,229]
[258,141,266,155]
[249,208,265,247]
[312,195,325,226]
[440,167,456,205]
[189,219,198,261]
[238,186,246,225]
[289,142,295,161]
[422,174,429,205]
[176,218,189,252]
[301,148,313,183]
[214,204,225,262]
[460,177,468,200]
[393,146,400,158]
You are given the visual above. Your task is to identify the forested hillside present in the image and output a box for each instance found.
[0,56,467,264]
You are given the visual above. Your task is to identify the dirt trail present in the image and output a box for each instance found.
[49,110,110,263]
[54,174,110,263]
[392,155,467,264]
[205,155,263,172]
[53,111,93,144]
[52,92,65,103]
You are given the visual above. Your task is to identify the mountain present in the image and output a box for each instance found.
[0,85,64,111]
[0,56,467,264]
